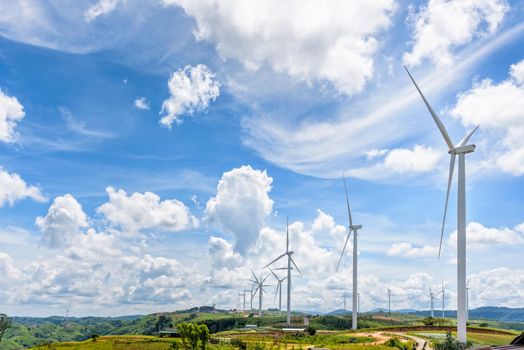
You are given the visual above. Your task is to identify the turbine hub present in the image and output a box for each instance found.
[450,144,475,155]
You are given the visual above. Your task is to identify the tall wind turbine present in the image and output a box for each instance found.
[269,267,287,316]
[387,288,392,316]
[427,287,437,318]
[336,174,362,331]
[405,67,479,342]
[250,270,271,317]
[242,289,251,312]
[441,281,446,318]
[264,217,302,325]
[466,279,471,322]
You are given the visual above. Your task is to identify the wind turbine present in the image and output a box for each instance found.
[427,287,438,318]
[440,281,446,318]
[466,279,471,322]
[336,175,362,331]
[264,217,302,325]
[242,288,251,312]
[269,267,287,316]
[249,270,271,317]
[387,288,392,316]
[405,67,479,342]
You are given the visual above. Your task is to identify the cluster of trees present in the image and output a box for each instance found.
[0,314,12,345]
[177,322,210,350]
[422,317,453,326]
[434,333,472,350]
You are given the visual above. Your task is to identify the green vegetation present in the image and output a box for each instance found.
[433,333,471,350]
[0,314,12,345]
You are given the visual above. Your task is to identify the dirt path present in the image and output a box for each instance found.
[354,332,431,350]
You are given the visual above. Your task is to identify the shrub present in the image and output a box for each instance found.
[306,326,317,336]
[433,332,472,350]
[385,337,410,350]
[231,338,247,350]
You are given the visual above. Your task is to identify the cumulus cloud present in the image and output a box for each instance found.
[134,97,150,110]
[388,242,439,258]
[208,236,243,269]
[97,187,198,233]
[383,145,441,173]
[36,194,88,248]
[0,89,25,143]
[164,0,396,95]
[450,58,524,175]
[404,0,509,67]
[204,165,273,253]
[448,221,524,248]
[0,167,45,207]
[160,64,220,128]
[84,0,120,22]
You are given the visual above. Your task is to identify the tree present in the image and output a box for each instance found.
[306,326,317,336]
[0,314,12,344]
[198,324,210,350]
[90,334,100,342]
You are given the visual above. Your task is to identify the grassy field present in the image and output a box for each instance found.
[409,330,518,346]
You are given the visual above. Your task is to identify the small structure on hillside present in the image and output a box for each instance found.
[158,328,180,338]
[245,324,258,329]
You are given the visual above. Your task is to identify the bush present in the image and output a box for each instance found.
[231,338,247,350]
[433,332,472,350]
[385,337,410,350]
[479,323,489,328]
[306,326,317,336]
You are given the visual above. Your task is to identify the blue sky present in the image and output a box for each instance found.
[0,0,524,317]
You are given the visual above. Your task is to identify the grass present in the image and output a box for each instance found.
[410,331,517,346]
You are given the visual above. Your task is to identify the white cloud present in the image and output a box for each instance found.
[84,0,120,22]
[448,221,524,248]
[164,0,396,96]
[97,187,198,233]
[160,64,220,128]
[468,268,524,308]
[0,167,45,207]
[365,148,389,160]
[404,0,509,67]
[450,58,524,175]
[0,89,25,143]
[383,145,442,173]
[35,194,88,248]
[204,165,273,253]
[388,242,439,258]
[510,59,524,85]
[208,236,243,269]
[134,97,150,110]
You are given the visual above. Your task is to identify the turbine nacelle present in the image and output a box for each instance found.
[349,225,362,230]
[450,144,475,155]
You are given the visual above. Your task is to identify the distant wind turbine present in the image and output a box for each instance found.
[336,174,362,331]
[440,281,446,318]
[427,287,438,318]
[387,288,392,316]
[405,67,479,342]
[249,270,271,317]
[269,267,287,316]
[466,279,471,322]
[264,217,302,325]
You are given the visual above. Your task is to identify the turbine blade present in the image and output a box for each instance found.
[251,269,259,283]
[439,153,455,260]
[269,267,279,280]
[336,230,352,272]
[343,173,353,228]
[290,256,302,275]
[274,283,280,301]
[458,124,480,147]
[262,274,271,283]
[264,253,287,269]
[404,66,455,150]
[467,278,471,287]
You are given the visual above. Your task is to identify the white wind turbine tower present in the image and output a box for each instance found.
[242,288,251,312]
[405,67,479,342]
[427,287,438,318]
[250,270,271,317]
[264,217,302,325]
[466,279,471,322]
[440,281,446,318]
[387,288,392,316]
[336,175,362,331]
[269,267,287,316]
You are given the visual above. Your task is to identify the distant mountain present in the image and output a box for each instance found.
[326,309,352,316]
